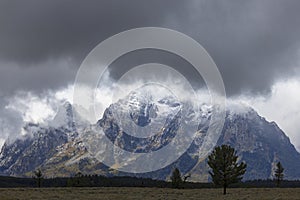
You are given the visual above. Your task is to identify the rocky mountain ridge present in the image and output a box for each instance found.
[0,91,299,181]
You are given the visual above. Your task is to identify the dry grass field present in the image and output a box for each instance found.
[0,187,299,200]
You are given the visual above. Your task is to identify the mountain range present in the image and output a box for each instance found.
[0,90,299,182]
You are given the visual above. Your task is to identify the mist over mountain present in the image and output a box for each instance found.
[0,89,299,181]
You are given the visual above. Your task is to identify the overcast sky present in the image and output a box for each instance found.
[0,0,300,150]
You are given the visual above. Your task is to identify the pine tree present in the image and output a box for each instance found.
[170,168,183,189]
[33,169,43,188]
[208,145,247,195]
[274,161,284,187]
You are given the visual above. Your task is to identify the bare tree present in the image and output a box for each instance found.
[183,173,191,183]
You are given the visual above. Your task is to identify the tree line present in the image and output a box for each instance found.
[170,144,285,195]
[2,144,288,194]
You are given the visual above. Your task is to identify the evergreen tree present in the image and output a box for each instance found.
[170,168,183,189]
[33,169,43,188]
[274,161,284,187]
[208,145,247,195]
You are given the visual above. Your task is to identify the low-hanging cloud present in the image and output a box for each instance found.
[0,69,211,143]
[1,73,299,153]
[0,100,23,146]
[238,79,300,152]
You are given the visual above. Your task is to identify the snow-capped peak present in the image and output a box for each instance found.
[49,101,74,129]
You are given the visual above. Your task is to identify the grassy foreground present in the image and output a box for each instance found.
[0,187,300,200]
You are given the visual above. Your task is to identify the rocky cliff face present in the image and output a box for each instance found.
[0,123,68,176]
[0,93,299,181]
[218,109,300,180]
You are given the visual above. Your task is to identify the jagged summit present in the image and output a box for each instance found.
[50,101,74,129]
[49,101,88,131]
[0,91,299,180]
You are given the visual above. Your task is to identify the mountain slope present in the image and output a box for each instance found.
[223,109,300,180]
[0,123,68,176]
[0,95,299,181]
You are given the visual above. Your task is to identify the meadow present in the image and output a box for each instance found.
[0,187,299,200]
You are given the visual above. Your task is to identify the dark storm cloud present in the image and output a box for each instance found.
[0,0,300,96]
[0,60,76,94]
[0,0,188,94]
[0,0,186,64]
[172,0,300,96]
